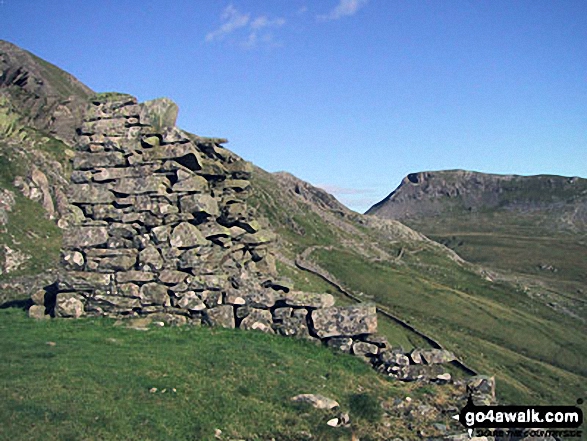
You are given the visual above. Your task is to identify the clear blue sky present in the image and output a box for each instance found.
[2,1,586,212]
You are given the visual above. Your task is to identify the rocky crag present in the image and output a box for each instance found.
[367,170,587,229]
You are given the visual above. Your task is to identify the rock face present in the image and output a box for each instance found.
[366,170,587,227]
[0,39,93,145]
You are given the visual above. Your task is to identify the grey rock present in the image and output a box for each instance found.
[310,305,377,338]
[326,337,353,353]
[138,245,164,271]
[117,283,140,298]
[272,307,293,322]
[85,248,138,272]
[93,294,141,311]
[380,351,410,366]
[206,305,235,328]
[139,98,179,131]
[150,225,172,244]
[411,348,456,365]
[172,174,208,192]
[170,222,206,248]
[60,250,85,271]
[176,292,206,311]
[352,341,379,357]
[291,394,339,410]
[59,271,111,291]
[68,184,114,204]
[115,270,156,283]
[72,151,126,170]
[179,193,219,217]
[140,283,170,306]
[62,226,109,248]
[242,290,276,309]
[54,293,85,318]
[111,176,170,195]
[158,270,188,285]
[28,304,48,319]
[274,310,310,338]
[239,308,274,333]
[284,291,335,309]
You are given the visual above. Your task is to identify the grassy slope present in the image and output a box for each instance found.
[0,309,465,441]
[250,168,587,406]
[405,211,587,322]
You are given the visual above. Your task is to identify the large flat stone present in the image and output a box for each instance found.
[310,305,377,338]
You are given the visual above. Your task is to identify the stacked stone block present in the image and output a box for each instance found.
[40,94,384,350]
[29,93,459,383]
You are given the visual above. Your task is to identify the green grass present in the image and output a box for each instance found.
[0,309,425,441]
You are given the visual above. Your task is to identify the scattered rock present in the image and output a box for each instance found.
[291,394,339,410]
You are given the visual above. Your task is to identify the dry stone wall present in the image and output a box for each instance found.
[30,93,383,350]
[28,93,465,385]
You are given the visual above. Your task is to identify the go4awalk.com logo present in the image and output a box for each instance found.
[453,398,584,439]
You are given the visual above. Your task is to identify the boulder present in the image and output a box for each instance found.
[411,348,456,365]
[139,283,170,306]
[284,291,335,309]
[62,226,109,249]
[85,249,138,272]
[139,98,179,131]
[326,337,353,353]
[172,174,208,192]
[115,270,156,283]
[242,290,276,309]
[28,304,48,320]
[206,305,235,328]
[274,309,310,338]
[92,294,141,311]
[68,184,114,204]
[310,305,377,338]
[170,222,206,248]
[60,250,85,271]
[138,245,164,271]
[72,151,126,170]
[179,194,219,217]
[239,308,274,333]
[158,269,188,285]
[111,176,170,195]
[59,272,111,291]
[176,292,206,311]
[352,341,379,357]
[54,293,85,318]
[291,394,339,410]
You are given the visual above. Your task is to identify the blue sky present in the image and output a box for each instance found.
[2,1,586,212]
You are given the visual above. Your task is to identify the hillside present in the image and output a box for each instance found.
[249,169,586,406]
[366,170,587,324]
[0,38,585,431]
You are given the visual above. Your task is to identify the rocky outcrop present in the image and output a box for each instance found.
[0,39,93,144]
[366,170,587,228]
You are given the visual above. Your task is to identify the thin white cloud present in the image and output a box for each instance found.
[297,6,308,15]
[317,0,368,21]
[206,5,285,48]
[205,4,250,42]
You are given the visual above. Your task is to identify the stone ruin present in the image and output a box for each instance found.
[29,93,467,384]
